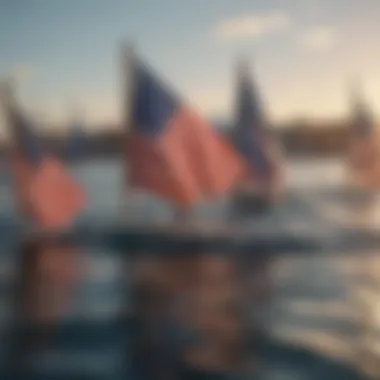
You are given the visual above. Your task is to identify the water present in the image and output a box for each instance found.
[0,158,379,379]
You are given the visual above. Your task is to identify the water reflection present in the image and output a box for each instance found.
[0,158,379,377]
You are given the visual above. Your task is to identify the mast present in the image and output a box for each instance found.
[119,41,136,211]
[122,41,136,135]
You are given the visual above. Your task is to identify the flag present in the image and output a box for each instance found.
[126,55,245,208]
[1,85,85,230]
[0,86,86,347]
[235,61,266,136]
[350,92,374,138]
[233,59,282,194]
[347,86,378,173]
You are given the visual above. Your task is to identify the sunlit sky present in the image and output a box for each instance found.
[0,0,379,133]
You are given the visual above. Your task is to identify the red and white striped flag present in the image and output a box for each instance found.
[1,84,85,230]
[125,54,246,209]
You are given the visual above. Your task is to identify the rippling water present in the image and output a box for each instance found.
[0,158,379,378]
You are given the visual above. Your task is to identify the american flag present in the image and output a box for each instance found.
[347,89,379,177]
[1,84,85,231]
[233,59,283,199]
[0,85,87,370]
[350,93,374,138]
[125,53,245,209]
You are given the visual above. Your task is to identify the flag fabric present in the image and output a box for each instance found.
[29,158,86,228]
[346,93,380,188]
[2,92,85,230]
[350,97,374,138]
[233,61,283,194]
[235,62,266,137]
[126,56,245,208]
[0,88,87,360]
[347,93,379,173]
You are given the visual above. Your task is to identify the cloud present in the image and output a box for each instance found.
[213,10,292,41]
[299,26,338,51]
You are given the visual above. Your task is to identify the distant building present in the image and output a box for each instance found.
[0,119,357,160]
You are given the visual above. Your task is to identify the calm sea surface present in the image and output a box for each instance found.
[0,157,379,378]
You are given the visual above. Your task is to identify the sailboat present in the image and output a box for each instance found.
[232,58,284,211]
[346,83,380,190]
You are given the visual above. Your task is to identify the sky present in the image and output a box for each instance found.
[0,0,380,135]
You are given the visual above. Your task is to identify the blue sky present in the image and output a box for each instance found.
[0,0,379,133]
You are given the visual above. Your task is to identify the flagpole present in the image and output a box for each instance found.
[119,40,136,217]
[0,79,25,223]
[119,41,142,324]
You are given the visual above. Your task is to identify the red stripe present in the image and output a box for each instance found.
[11,153,85,230]
[126,134,201,207]
[163,109,246,199]
[29,157,85,230]
[127,108,246,207]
